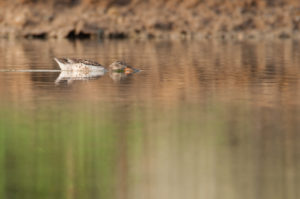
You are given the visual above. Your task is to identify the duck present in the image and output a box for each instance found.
[54,58,106,72]
[109,61,139,74]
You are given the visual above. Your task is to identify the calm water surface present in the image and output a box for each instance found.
[0,39,300,199]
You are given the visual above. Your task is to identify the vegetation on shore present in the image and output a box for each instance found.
[0,0,300,39]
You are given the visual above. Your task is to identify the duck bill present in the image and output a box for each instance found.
[124,67,134,74]
[125,67,140,74]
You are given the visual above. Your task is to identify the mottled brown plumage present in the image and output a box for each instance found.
[67,58,103,66]
[54,57,105,71]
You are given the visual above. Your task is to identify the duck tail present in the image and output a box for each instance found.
[54,58,67,70]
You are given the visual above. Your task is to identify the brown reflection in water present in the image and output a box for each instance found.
[0,39,300,107]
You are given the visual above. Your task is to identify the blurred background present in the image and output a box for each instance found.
[1,1,300,199]
[0,0,300,39]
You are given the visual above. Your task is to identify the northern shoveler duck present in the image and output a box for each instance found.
[109,61,139,74]
[54,58,106,72]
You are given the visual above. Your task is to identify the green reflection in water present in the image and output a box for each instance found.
[0,103,124,199]
[0,101,240,199]
[0,117,4,199]
[1,101,300,199]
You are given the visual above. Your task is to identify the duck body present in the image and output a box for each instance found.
[54,58,106,72]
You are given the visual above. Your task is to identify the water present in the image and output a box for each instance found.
[0,39,300,199]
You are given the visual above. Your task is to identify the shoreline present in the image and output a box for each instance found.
[1,2,300,40]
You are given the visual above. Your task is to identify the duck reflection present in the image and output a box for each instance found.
[109,71,133,82]
[55,70,106,85]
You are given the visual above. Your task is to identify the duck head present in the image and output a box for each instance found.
[109,61,139,74]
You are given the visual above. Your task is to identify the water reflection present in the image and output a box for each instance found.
[0,39,300,199]
[55,70,106,85]
[109,71,136,82]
